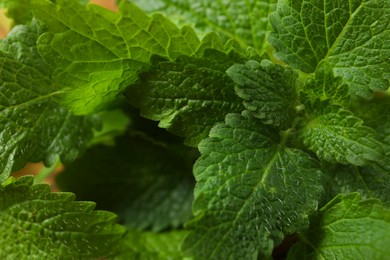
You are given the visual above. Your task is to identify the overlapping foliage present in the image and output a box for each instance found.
[0,0,389,258]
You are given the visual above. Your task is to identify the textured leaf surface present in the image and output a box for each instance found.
[0,176,125,258]
[268,0,390,97]
[114,230,188,260]
[0,23,97,182]
[57,133,196,232]
[288,193,390,259]
[227,59,298,129]
[324,164,390,206]
[183,112,324,259]
[125,49,245,146]
[354,96,390,147]
[31,0,226,114]
[130,0,277,51]
[302,106,384,166]
[0,0,88,25]
[303,62,350,105]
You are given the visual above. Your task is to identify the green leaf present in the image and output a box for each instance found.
[57,133,196,232]
[114,230,188,260]
[268,0,390,97]
[324,164,390,206]
[0,0,88,25]
[90,109,131,146]
[0,175,125,258]
[227,59,298,129]
[125,49,245,147]
[0,23,98,182]
[301,106,384,166]
[183,112,324,259]
[130,0,277,51]
[288,193,390,259]
[303,61,350,105]
[31,0,226,114]
[353,96,390,147]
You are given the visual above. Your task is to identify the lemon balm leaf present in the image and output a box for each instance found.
[0,176,125,258]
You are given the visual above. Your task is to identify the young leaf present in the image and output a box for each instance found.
[57,133,196,232]
[288,193,390,259]
[303,61,350,105]
[31,0,226,114]
[301,106,384,166]
[0,176,125,258]
[268,0,390,97]
[227,59,298,129]
[183,112,324,259]
[130,0,277,51]
[113,230,188,260]
[0,23,97,182]
[125,49,245,146]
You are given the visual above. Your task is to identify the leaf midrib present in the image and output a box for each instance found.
[209,146,280,258]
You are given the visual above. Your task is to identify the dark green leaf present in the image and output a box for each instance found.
[57,133,196,232]
[227,59,298,129]
[288,193,390,259]
[125,49,245,147]
[324,163,390,205]
[268,0,390,97]
[183,112,324,259]
[353,96,390,147]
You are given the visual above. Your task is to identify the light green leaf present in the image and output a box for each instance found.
[129,0,277,51]
[183,112,324,259]
[0,0,88,25]
[227,59,298,129]
[301,106,384,166]
[288,193,390,259]
[268,0,390,97]
[0,23,98,182]
[125,49,245,146]
[90,109,131,146]
[31,0,228,114]
[57,132,196,232]
[0,176,125,258]
[114,230,189,260]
